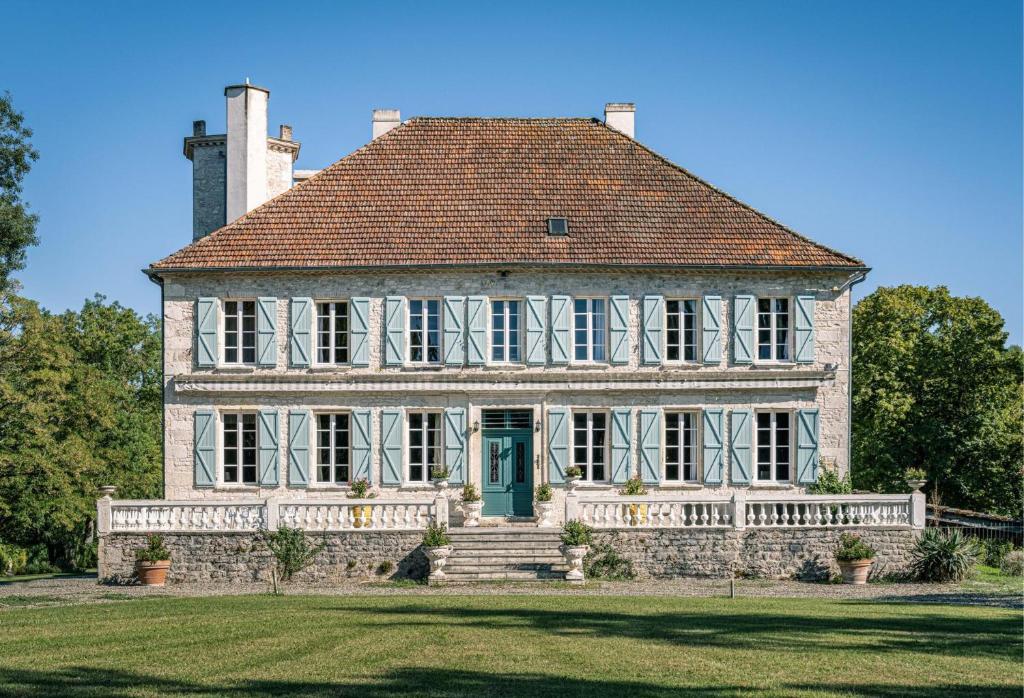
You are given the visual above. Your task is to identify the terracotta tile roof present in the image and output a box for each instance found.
[151,118,864,271]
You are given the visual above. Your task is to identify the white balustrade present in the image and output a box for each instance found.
[744,494,911,529]
[108,500,266,532]
[277,499,433,531]
[576,495,733,529]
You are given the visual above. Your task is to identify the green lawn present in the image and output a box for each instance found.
[0,595,1020,697]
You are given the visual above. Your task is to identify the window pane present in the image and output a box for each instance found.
[591,300,606,362]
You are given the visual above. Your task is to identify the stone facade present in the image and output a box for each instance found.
[160,268,853,504]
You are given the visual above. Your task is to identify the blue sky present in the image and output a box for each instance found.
[3,0,1021,343]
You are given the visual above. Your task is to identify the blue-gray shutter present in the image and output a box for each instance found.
[525,296,547,365]
[289,297,312,368]
[257,297,278,367]
[797,408,820,484]
[466,296,486,365]
[730,409,752,484]
[642,295,664,365]
[702,409,724,484]
[258,409,280,486]
[350,297,370,367]
[638,408,662,485]
[352,409,372,483]
[443,296,466,365]
[795,295,815,364]
[380,409,403,486]
[287,410,310,487]
[610,408,632,484]
[609,295,630,365]
[195,298,218,368]
[384,296,406,366]
[444,407,467,484]
[194,410,216,487]
[547,407,569,483]
[733,295,754,364]
[702,295,722,364]
[550,295,571,365]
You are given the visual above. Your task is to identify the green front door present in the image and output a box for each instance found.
[481,430,533,517]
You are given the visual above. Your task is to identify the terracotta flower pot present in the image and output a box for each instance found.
[838,558,872,585]
[135,560,171,586]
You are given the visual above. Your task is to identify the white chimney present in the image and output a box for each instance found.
[225,82,270,223]
[604,102,635,139]
[372,109,401,139]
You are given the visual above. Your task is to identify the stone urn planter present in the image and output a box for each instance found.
[425,545,453,585]
[906,479,927,493]
[561,544,589,584]
[135,560,171,586]
[432,478,449,491]
[838,559,873,585]
[565,475,581,493]
[460,501,483,527]
[535,501,555,527]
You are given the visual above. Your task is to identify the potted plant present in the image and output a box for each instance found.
[534,483,555,527]
[459,483,483,527]
[564,466,583,492]
[346,478,376,528]
[835,532,876,584]
[430,465,450,490]
[620,475,648,526]
[904,467,927,493]
[560,519,593,583]
[422,522,453,585]
[135,535,172,586]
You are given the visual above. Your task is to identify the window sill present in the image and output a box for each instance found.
[746,483,796,490]
[214,366,256,374]
[573,483,614,491]
[395,484,437,492]
[308,365,352,373]
[750,362,798,369]
[659,362,705,370]
[399,365,445,372]
[210,485,262,492]
[656,482,704,490]
[567,363,610,371]
[483,363,528,371]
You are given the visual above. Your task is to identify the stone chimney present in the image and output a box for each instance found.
[604,103,635,139]
[372,109,401,139]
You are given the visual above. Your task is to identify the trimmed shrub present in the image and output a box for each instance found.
[422,522,450,548]
[999,550,1024,577]
[835,532,876,561]
[910,528,979,582]
[560,520,593,547]
[535,483,553,502]
[259,527,325,582]
[584,543,636,580]
[135,535,171,563]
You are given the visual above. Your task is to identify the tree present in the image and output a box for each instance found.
[852,285,1023,516]
[0,92,39,291]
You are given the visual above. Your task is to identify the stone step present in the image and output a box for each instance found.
[449,526,560,536]
[449,542,562,552]
[448,552,565,563]
[443,570,566,581]
[446,561,569,572]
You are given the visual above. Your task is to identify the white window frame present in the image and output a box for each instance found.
[406,410,443,483]
[754,410,792,483]
[665,298,700,363]
[572,297,608,364]
[571,409,610,483]
[220,411,259,487]
[663,410,701,483]
[756,297,792,363]
[314,300,351,366]
[221,299,257,366]
[408,298,443,365]
[312,411,352,486]
[489,298,523,364]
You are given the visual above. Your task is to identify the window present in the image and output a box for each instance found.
[573,298,607,362]
[665,412,698,482]
[666,299,698,362]
[491,300,521,362]
[316,302,349,364]
[315,413,350,484]
[547,217,568,236]
[222,413,257,484]
[409,299,441,364]
[756,412,791,482]
[757,298,790,362]
[408,412,442,482]
[224,300,256,364]
[572,411,608,481]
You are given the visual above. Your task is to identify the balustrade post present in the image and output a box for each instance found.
[732,492,746,530]
[265,497,280,531]
[564,491,578,523]
[910,491,926,530]
[434,492,449,527]
[96,489,114,537]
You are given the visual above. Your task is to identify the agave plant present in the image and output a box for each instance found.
[910,528,979,582]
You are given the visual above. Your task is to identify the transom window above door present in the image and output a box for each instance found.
[222,412,257,484]
[408,411,442,482]
[572,410,608,482]
[409,299,441,364]
[756,411,791,482]
[316,413,350,484]
[316,302,349,364]
[223,300,256,364]
[757,298,790,362]
[666,299,698,362]
[573,298,607,362]
[491,300,521,363]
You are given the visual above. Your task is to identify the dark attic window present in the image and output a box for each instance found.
[547,217,568,236]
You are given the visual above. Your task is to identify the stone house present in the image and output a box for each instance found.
[97,83,924,583]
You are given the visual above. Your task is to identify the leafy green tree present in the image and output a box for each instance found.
[0,92,39,291]
[852,285,1023,515]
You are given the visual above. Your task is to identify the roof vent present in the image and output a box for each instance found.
[547,217,568,236]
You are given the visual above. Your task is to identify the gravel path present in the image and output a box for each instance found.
[2,575,1020,609]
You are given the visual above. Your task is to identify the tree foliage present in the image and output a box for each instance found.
[0,292,161,567]
[0,92,39,291]
[851,285,1023,515]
